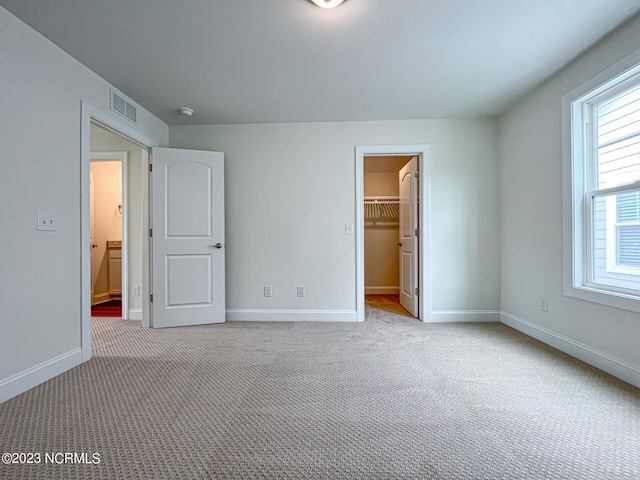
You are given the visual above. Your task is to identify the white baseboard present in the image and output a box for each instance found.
[501,311,640,389]
[227,309,498,323]
[92,293,111,304]
[428,310,500,323]
[0,348,82,404]
[128,309,142,321]
[226,309,358,323]
[365,286,399,295]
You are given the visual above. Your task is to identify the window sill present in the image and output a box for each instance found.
[564,283,640,313]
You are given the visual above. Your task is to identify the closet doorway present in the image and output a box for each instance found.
[355,144,431,323]
[364,156,418,318]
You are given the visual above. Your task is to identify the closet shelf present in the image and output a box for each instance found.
[364,195,399,204]
[364,196,399,220]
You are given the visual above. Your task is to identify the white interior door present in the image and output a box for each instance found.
[399,157,418,317]
[90,171,97,305]
[151,147,225,328]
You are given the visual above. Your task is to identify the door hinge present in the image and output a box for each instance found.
[415,287,419,296]
[415,171,419,178]
[415,228,419,237]
[150,294,154,302]
[149,163,153,172]
[149,228,153,237]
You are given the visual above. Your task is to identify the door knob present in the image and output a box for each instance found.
[397,242,402,247]
[209,243,224,249]
[91,244,98,249]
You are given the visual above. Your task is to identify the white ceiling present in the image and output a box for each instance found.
[3,0,640,125]
[365,156,412,173]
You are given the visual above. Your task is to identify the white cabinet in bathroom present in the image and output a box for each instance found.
[107,241,122,296]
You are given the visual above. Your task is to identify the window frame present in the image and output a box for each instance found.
[562,49,640,313]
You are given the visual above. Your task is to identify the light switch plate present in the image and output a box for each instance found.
[37,212,57,231]
[345,223,354,235]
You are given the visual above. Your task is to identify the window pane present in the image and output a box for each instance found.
[592,191,640,291]
[616,191,640,223]
[597,85,640,188]
[618,225,640,267]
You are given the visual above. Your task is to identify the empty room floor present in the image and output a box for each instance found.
[0,309,639,479]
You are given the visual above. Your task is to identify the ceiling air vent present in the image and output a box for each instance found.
[110,88,137,124]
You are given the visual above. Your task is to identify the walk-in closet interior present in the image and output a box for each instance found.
[364,155,416,317]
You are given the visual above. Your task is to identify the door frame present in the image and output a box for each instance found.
[90,150,129,319]
[80,101,158,362]
[355,145,431,322]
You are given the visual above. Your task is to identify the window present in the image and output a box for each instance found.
[563,50,640,312]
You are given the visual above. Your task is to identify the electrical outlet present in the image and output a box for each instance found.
[297,286,305,297]
[132,285,140,297]
[345,223,354,235]
[264,285,272,297]
[539,297,548,312]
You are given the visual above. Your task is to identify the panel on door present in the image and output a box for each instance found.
[399,157,418,317]
[151,147,225,328]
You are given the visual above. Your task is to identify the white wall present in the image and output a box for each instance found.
[0,7,167,393]
[90,125,146,313]
[364,172,399,196]
[170,119,500,314]
[498,15,640,376]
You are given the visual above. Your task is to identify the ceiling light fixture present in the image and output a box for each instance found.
[178,107,194,117]
[309,0,347,8]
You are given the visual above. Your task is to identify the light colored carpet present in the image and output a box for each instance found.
[1,303,639,479]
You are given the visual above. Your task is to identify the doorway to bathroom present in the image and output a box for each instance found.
[88,119,147,321]
[90,150,127,317]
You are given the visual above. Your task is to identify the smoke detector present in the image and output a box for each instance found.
[311,0,344,8]
[309,0,347,7]
[178,107,194,117]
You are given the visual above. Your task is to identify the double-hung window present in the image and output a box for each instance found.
[563,51,640,312]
